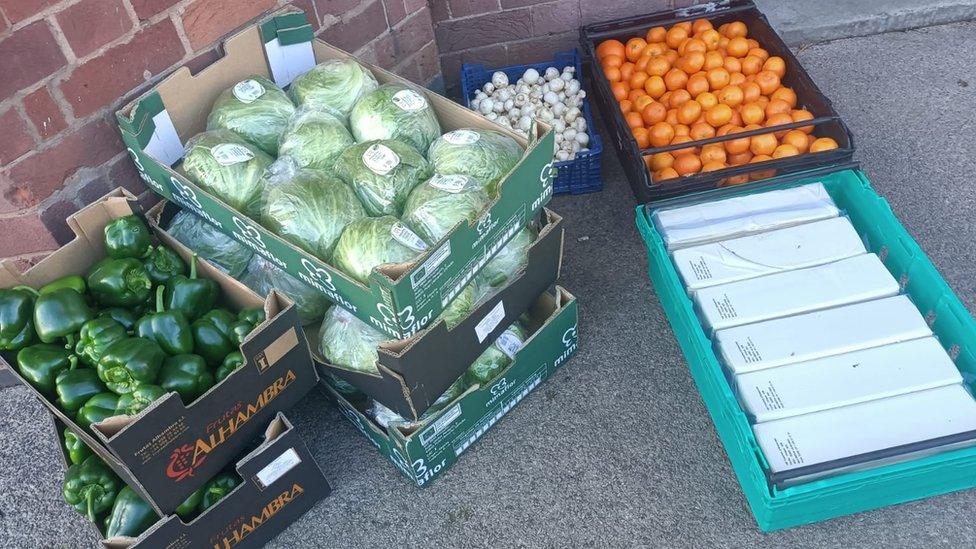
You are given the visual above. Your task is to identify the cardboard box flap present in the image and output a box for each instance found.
[258,10,315,87]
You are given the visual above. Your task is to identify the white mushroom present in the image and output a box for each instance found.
[479,98,494,115]
[539,107,555,121]
[552,102,568,117]
[556,150,570,161]
[543,91,560,106]
[522,68,540,84]
[574,117,587,132]
[491,71,509,88]
[575,132,590,146]
[549,77,565,92]
[563,128,577,142]
[486,111,498,120]
[504,98,514,111]
[566,80,581,96]
[513,93,528,108]
[493,100,505,113]
[482,82,495,94]
[565,106,580,123]
[471,98,481,110]
[518,115,533,132]
[509,107,521,119]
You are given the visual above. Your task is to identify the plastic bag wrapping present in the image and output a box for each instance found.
[401,174,491,243]
[437,277,491,331]
[333,139,433,216]
[238,255,329,325]
[260,158,368,261]
[349,83,442,154]
[288,59,378,120]
[317,305,387,375]
[370,377,467,429]
[181,129,273,219]
[206,75,295,156]
[464,322,526,386]
[165,210,254,278]
[482,226,537,287]
[277,108,355,170]
[426,128,524,196]
[330,215,429,285]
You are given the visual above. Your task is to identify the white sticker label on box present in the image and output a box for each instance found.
[255,448,301,489]
[233,79,266,103]
[443,129,480,145]
[211,143,254,166]
[428,174,471,193]
[494,328,523,359]
[391,222,428,252]
[362,143,400,175]
[392,89,427,112]
[475,300,506,343]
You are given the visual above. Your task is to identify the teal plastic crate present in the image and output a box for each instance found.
[636,168,976,531]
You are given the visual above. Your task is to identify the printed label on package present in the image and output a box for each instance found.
[392,89,427,111]
[391,222,428,252]
[494,329,523,359]
[362,143,400,175]
[233,79,266,103]
[428,174,472,193]
[255,447,302,489]
[211,143,254,166]
[443,129,480,145]
[475,301,506,343]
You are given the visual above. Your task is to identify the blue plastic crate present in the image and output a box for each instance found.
[460,50,603,195]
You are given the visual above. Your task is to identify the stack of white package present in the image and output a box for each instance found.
[655,182,976,485]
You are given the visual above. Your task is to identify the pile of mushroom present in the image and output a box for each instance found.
[470,66,590,162]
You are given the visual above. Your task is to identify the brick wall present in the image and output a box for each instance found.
[0,0,440,264]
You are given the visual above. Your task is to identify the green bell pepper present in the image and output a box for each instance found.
[0,286,37,351]
[77,392,120,429]
[34,287,92,345]
[64,428,93,465]
[39,275,86,296]
[116,384,165,416]
[135,286,193,356]
[96,338,165,394]
[98,308,138,332]
[175,487,204,520]
[198,473,239,512]
[144,246,186,285]
[227,320,255,347]
[158,354,213,403]
[105,486,158,538]
[104,215,152,260]
[55,368,105,413]
[16,343,77,397]
[87,258,153,308]
[75,317,128,367]
[191,309,236,367]
[237,307,265,327]
[163,254,217,322]
[215,351,245,383]
[63,455,121,522]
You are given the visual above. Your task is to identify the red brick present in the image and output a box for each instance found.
[428,0,450,22]
[531,0,579,35]
[0,212,58,256]
[181,0,276,50]
[414,40,441,84]
[313,0,360,18]
[449,0,498,18]
[0,21,68,99]
[0,108,34,165]
[500,0,541,7]
[0,12,8,33]
[383,0,406,25]
[129,0,181,20]
[439,43,508,88]
[403,0,428,11]
[391,8,434,59]
[504,30,576,64]
[57,0,133,58]
[185,47,222,75]
[393,55,422,84]
[434,7,530,52]
[286,0,320,29]
[60,19,184,118]
[581,0,669,25]
[322,0,387,53]
[0,0,59,23]
[3,117,123,212]
[108,153,148,196]
[39,198,80,245]
[22,87,67,140]
[357,32,398,70]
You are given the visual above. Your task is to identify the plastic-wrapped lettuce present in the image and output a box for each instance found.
[370,376,468,429]
[206,75,295,156]
[349,83,441,153]
[277,108,355,170]
[317,305,387,375]
[331,216,429,285]
[324,372,364,400]
[482,226,537,287]
[288,59,378,119]
[165,210,253,277]
[465,322,526,386]
[239,255,329,325]
[181,130,273,219]
[427,128,525,196]
[401,174,490,243]
[333,139,432,216]
[261,162,367,261]
[437,277,490,330]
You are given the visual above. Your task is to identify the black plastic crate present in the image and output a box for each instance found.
[580,0,854,202]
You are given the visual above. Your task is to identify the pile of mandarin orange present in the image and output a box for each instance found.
[596,18,840,185]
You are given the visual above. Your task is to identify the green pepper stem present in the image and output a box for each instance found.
[189,253,198,280]
[85,491,96,523]
[68,355,79,371]
[64,334,76,351]
[156,285,166,313]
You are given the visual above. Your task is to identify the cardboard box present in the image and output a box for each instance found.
[672,217,866,292]
[715,295,934,374]
[753,384,976,487]
[735,337,963,422]
[49,412,330,548]
[694,253,899,331]
[652,182,839,250]
[0,190,318,515]
[116,10,557,341]
[324,286,578,486]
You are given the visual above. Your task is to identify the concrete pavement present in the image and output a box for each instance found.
[4,19,976,549]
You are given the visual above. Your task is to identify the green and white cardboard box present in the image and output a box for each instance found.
[115,10,557,341]
[323,287,578,486]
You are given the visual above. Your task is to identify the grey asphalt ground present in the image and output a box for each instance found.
[4,18,976,549]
